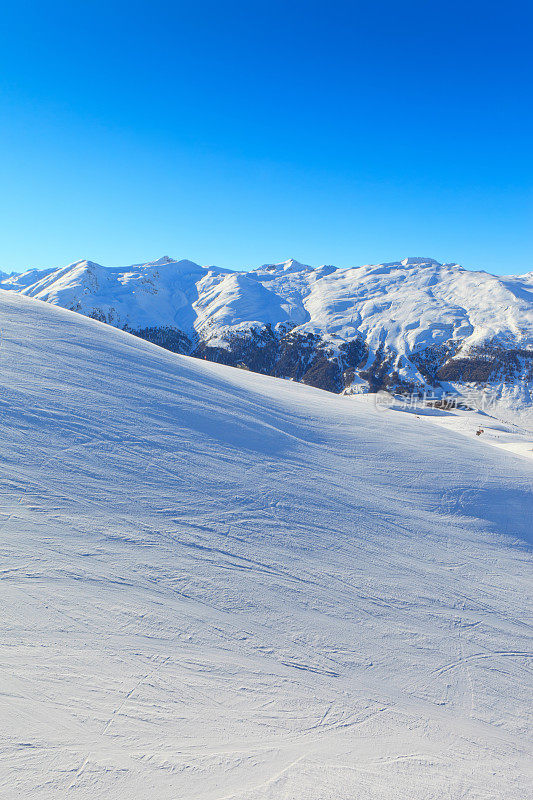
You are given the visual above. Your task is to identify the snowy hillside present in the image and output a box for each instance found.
[0,290,531,799]
[2,255,532,415]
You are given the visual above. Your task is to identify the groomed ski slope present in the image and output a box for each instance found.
[0,290,531,800]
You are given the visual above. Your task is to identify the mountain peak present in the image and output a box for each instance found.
[68,259,100,269]
[257,258,310,274]
[145,255,177,266]
[400,257,442,267]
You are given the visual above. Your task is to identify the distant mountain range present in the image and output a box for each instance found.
[2,254,532,420]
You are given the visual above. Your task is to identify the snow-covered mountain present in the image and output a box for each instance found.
[1,288,531,799]
[2,255,532,417]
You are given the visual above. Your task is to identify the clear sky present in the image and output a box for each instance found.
[0,0,531,275]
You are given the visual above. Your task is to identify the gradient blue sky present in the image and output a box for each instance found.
[0,0,531,275]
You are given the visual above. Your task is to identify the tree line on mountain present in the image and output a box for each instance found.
[124,323,533,396]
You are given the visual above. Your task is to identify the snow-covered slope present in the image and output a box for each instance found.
[0,290,531,799]
[2,256,532,414]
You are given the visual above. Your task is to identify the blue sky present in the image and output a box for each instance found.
[0,0,531,274]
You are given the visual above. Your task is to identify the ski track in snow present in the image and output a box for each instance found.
[0,290,531,799]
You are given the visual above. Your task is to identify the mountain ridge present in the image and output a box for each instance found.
[2,254,532,422]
